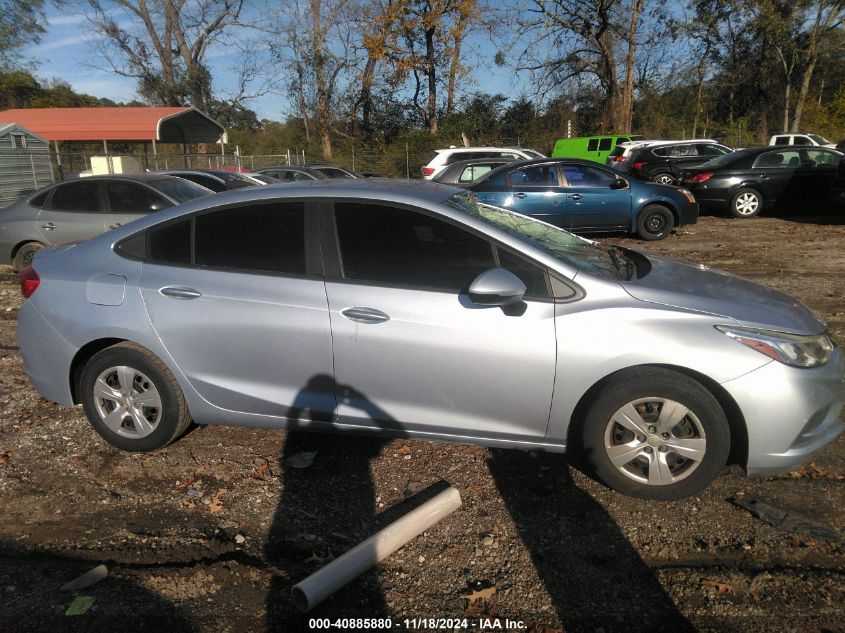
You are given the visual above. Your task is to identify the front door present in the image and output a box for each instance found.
[139,200,335,419]
[559,163,631,228]
[324,201,557,442]
[103,180,171,232]
[505,163,567,226]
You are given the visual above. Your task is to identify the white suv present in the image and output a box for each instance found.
[421,147,545,179]
[769,133,835,148]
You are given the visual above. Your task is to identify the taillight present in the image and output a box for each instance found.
[688,172,713,183]
[632,162,646,171]
[421,167,435,176]
[20,266,39,298]
[612,155,625,162]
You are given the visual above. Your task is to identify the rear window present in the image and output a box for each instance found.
[152,178,212,202]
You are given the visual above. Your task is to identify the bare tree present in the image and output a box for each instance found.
[84,0,246,109]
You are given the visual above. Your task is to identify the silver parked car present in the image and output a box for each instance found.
[0,175,212,270]
[16,180,845,499]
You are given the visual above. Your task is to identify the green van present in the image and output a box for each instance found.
[551,135,646,164]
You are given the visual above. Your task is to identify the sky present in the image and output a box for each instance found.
[22,3,527,122]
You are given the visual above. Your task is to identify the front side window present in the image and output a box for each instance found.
[50,181,100,212]
[107,182,170,214]
[561,164,617,188]
[510,164,560,186]
[498,249,549,297]
[334,202,494,291]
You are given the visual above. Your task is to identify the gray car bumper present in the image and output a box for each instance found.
[721,348,845,477]
[17,300,78,405]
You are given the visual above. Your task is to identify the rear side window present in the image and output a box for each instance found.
[668,145,697,157]
[194,202,305,273]
[29,190,50,207]
[175,173,226,192]
[587,139,599,152]
[753,150,801,168]
[614,137,629,145]
[334,202,495,291]
[794,136,812,145]
[562,164,617,187]
[698,144,731,157]
[598,138,612,151]
[774,136,790,146]
[50,181,100,212]
[107,182,170,214]
[459,165,493,182]
[148,218,191,264]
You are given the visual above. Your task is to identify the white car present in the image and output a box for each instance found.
[769,133,835,149]
[421,147,545,179]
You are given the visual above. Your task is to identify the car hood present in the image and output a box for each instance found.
[620,253,826,334]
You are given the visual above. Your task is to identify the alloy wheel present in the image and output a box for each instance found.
[654,174,674,185]
[734,192,759,216]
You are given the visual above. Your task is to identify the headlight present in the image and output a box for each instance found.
[716,325,834,368]
[679,188,696,203]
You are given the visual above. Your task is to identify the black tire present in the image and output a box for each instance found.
[652,172,675,186]
[729,188,763,218]
[13,242,44,272]
[80,342,192,451]
[578,367,730,500]
[636,204,675,240]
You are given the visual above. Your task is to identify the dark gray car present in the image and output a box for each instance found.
[0,174,211,270]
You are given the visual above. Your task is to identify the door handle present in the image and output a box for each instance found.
[514,192,527,199]
[569,194,583,201]
[160,286,202,300]
[108,223,122,229]
[41,223,56,230]
[341,307,390,324]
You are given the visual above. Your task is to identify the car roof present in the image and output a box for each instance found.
[256,165,315,171]
[58,173,182,183]
[436,147,530,153]
[473,157,609,182]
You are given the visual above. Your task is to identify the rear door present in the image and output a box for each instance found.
[323,200,556,440]
[139,200,335,419]
[559,163,630,228]
[751,149,801,205]
[37,180,105,245]
[505,163,567,225]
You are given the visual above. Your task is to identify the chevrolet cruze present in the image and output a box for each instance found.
[16,180,845,499]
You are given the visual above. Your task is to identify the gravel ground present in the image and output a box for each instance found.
[0,213,843,633]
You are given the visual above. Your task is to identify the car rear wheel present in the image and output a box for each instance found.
[13,242,44,272]
[636,204,675,240]
[578,367,730,500]
[730,188,763,218]
[652,172,675,186]
[80,342,192,451]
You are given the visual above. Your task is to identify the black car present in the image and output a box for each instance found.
[159,169,261,192]
[621,141,733,185]
[681,146,844,218]
[255,165,328,182]
[432,157,516,186]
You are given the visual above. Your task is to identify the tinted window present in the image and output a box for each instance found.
[587,139,599,152]
[668,144,697,157]
[615,137,629,145]
[498,249,548,298]
[510,164,560,186]
[598,138,612,151]
[335,202,494,291]
[794,136,812,145]
[651,147,669,157]
[107,182,170,214]
[174,173,226,192]
[806,149,840,166]
[753,150,801,169]
[30,190,49,207]
[148,218,191,264]
[458,165,493,182]
[317,168,352,179]
[698,144,731,157]
[153,177,213,202]
[774,136,790,146]
[50,181,100,212]
[194,202,305,274]
[562,164,617,187]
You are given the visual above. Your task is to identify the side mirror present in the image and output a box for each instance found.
[610,178,628,190]
[468,268,526,306]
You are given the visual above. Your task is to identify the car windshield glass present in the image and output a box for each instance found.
[809,134,831,145]
[445,191,637,281]
[151,178,212,202]
[698,152,744,168]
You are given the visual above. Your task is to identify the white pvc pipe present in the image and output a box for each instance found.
[291,486,462,612]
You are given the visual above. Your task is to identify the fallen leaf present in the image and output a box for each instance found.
[249,463,268,479]
[396,445,412,454]
[175,474,198,491]
[0,452,9,465]
[207,489,228,514]
[702,578,733,593]
[464,485,486,495]
[65,595,95,616]
[463,586,496,603]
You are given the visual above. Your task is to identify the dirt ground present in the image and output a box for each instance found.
[0,213,844,633]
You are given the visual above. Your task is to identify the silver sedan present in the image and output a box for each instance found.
[16,179,845,499]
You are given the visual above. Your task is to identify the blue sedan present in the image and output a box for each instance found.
[469,158,699,240]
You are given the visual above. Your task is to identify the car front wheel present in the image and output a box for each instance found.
[636,204,675,240]
[80,342,192,451]
[578,367,730,500]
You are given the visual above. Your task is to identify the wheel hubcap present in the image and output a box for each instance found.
[604,398,707,486]
[735,193,759,215]
[656,175,673,185]
[92,366,162,438]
